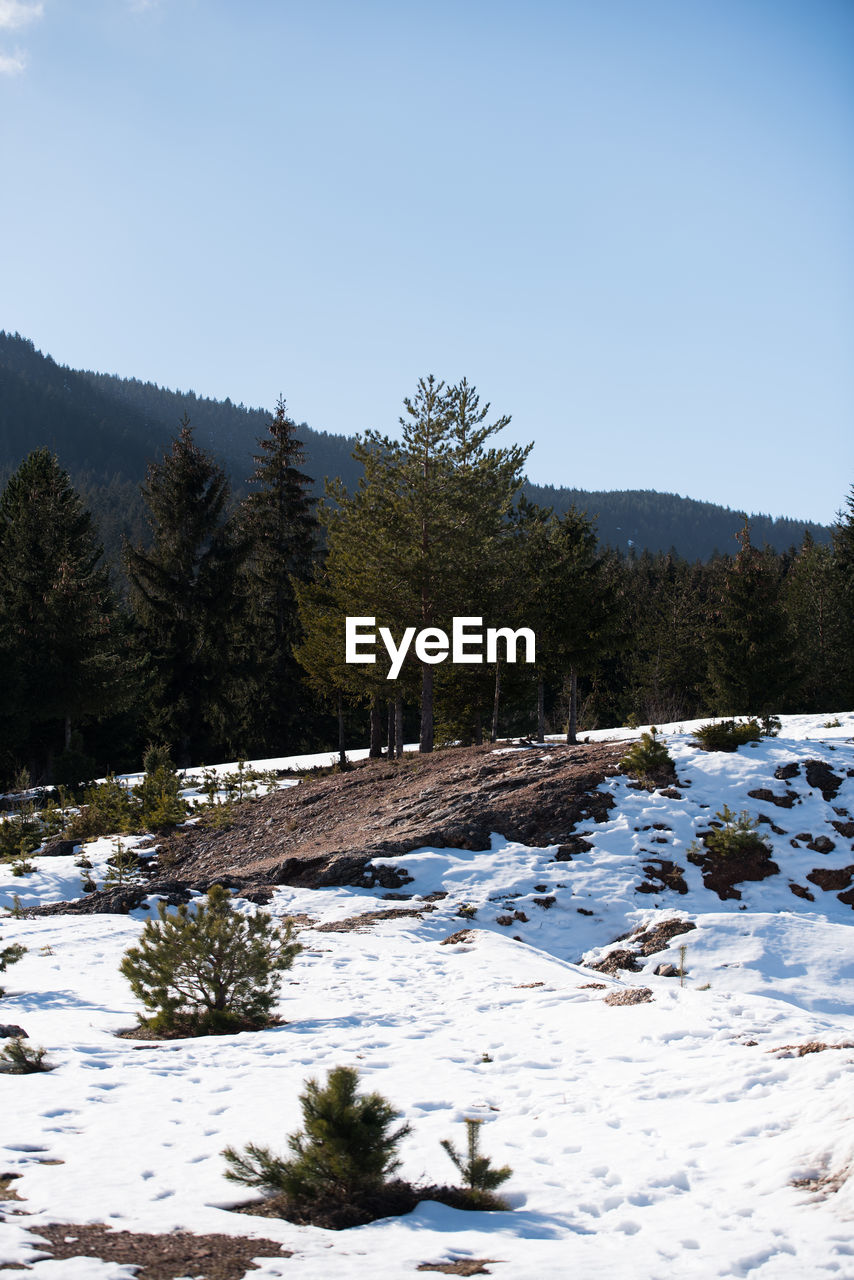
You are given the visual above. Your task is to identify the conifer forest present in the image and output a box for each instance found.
[0,345,851,788]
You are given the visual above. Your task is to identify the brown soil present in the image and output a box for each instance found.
[604,988,653,1005]
[686,842,779,901]
[636,859,688,895]
[28,741,624,911]
[15,1224,292,1279]
[417,1263,500,1276]
[747,788,797,809]
[233,1180,505,1230]
[806,866,854,893]
[772,1041,854,1057]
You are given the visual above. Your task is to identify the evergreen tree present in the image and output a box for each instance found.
[831,486,854,705]
[305,377,529,753]
[241,398,319,752]
[0,449,126,781]
[707,521,792,715]
[124,420,247,766]
[784,532,848,710]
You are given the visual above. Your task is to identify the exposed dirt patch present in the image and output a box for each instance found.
[747,788,797,809]
[440,929,476,945]
[588,948,642,975]
[832,820,854,839]
[631,918,696,955]
[789,883,815,901]
[774,763,801,781]
[636,859,688,895]
[314,905,436,932]
[686,843,779,901]
[804,760,843,801]
[27,742,624,912]
[16,1224,292,1279]
[604,988,653,1005]
[772,1041,854,1057]
[232,1181,505,1230]
[0,1173,23,1201]
[791,1170,849,1197]
[806,866,854,893]
[417,1262,500,1276]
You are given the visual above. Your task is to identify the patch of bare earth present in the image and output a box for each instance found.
[417,1262,501,1276]
[12,1224,292,1279]
[28,741,625,911]
[604,988,653,1006]
[588,918,696,975]
[771,1041,854,1057]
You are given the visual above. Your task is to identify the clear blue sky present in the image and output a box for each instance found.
[1,0,851,524]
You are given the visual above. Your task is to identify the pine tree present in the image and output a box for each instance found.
[119,883,300,1034]
[784,532,848,710]
[831,486,854,705]
[241,398,319,752]
[303,377,530,753]
[707,520,792,715]
[0,449,126,781]
[223,1065,411,1203]
[124,420,248,766]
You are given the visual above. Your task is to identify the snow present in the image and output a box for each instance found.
[1,713,854,1277]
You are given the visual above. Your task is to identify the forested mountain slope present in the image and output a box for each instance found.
[0,332,831,564]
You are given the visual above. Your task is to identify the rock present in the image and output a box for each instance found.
[654,963,679,977]
[807,836,836,854]
[748,788,797,809]
[774,763,801,781]
[805,760,843,801]
[37,839,77,858]
[0,1024,28,1038]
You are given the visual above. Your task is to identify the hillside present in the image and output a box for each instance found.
[0,332,832,564]
[1,714,853,1276]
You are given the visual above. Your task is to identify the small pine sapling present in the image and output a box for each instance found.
[223,1065,411,1206]
[0,935,26,996]
[0,1037,52,1074]
[134,744,188,831]
[441,1117,512,1207]
[102,837,143,890]
[120,884,300,1035]
[618,727,676,785]
[689,805,771,860]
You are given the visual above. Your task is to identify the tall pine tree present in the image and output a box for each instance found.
[241,398,319,752]
[707,520,792,715]
[124,420,247,766]
[0,449,125,781]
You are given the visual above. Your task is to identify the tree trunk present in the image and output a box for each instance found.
[474,708,483,746]
[566,668,578,745]
[491,662,501,743]
[387,701,395,756]
[337,692,346,766]
[369,698,384,758]
[64,715,72,752]
[537,677,545,742]
[420,664,434,753]
[395,696,404,758]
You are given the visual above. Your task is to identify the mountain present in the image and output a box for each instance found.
[0,332,832,565]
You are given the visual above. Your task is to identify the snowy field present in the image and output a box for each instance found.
[2,714,854,1278]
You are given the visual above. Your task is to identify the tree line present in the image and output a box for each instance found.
[0,376,852,786]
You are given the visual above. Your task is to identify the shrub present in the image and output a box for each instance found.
[102,837,144,890]
[119,884,300,1035]
[64,775,136,842]
[441,1117,512,1207]
[691,719,763,752]
[0,1038,52,1073]
[690,805,771,859]
[618,727,675,782]
[223,1065,411,1204]
[134,744,188,831]
[0,935,26,997]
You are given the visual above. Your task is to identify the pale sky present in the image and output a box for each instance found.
[1,0,852,523]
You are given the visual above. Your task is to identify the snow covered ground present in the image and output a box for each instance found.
[2,713,854,1278]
